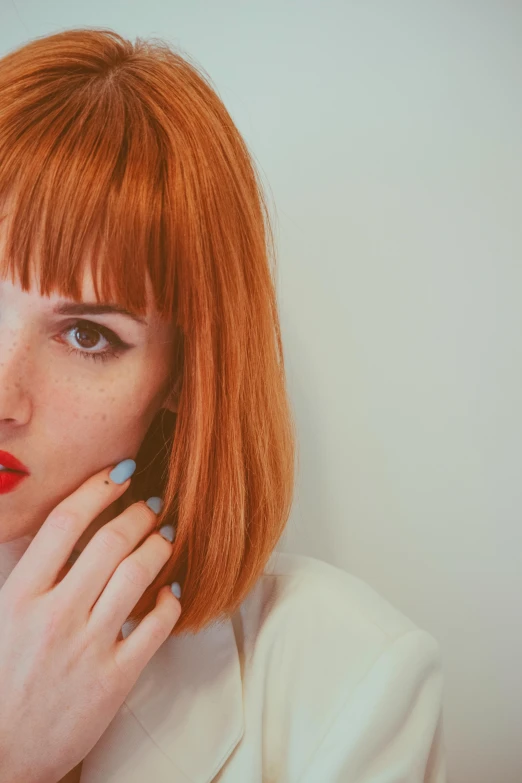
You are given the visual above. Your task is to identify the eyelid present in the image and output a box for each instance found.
[60,318,133,347]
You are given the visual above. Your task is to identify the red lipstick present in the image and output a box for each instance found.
[0,450,29,472]
[0,450,30,494]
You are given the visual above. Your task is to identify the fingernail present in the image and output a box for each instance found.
[146,496,164,514]
[158,524,174,542]
[171,582,182,599]
[109,459,136,484]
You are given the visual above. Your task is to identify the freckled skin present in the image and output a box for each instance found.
[0,262,178,571]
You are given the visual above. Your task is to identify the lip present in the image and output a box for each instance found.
[0,470,28,494]
[0,450,30,473]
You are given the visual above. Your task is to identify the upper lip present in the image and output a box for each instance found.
[0,450,30,473]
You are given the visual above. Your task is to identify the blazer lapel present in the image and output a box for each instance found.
[81,616,245,783]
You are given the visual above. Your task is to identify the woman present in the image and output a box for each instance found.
[0,28,446,782]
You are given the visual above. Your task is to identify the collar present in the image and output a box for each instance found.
[81,614,244,783]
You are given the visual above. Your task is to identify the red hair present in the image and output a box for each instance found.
[0,28,296,634]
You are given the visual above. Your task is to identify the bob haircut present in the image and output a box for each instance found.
[0,28,296,635]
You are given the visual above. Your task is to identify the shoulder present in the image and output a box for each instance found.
[263,550,420,637]
[232,551,445,781]
[239,550,439,657]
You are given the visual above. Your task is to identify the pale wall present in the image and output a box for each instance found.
[1,3,521,781]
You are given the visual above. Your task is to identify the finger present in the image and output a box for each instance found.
[55,499,161,617]
[7,461,136,597]
[113,585,181,686]
[87,530,173,639]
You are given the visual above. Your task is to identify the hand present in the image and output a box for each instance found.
[0,463,181,783]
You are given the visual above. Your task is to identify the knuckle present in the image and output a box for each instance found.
[154,532,173,557]
[39,602,64,645]
[148,614,169,643]
[94,526,130,554]
[0,572,32,613]
[132,500,157,526]
[97,662,124,698]
[170,592,182,616]
[126,500,154,521]
[118,557,151,588]
[2,589,25,619]
[47,506,81,532]
[167,599,182,627]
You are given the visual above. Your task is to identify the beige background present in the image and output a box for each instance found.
[1,2,521,781]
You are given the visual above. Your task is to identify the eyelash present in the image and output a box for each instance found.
[61,320,129,364]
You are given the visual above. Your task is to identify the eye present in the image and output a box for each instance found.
[60,320,130,363]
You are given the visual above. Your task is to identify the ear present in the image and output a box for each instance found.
[161,374,181,413]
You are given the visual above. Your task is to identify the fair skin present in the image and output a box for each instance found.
[0,240,180,782]
[0,460,182,783]
[0,261,178,567]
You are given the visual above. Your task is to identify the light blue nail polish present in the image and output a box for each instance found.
[171,582,182,599]
[158,524,174,542]
[146,496,164,514]
[109,459,136,484]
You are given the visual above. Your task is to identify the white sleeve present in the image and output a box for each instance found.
[298,630,446,783]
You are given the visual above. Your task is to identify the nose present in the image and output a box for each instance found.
[0,331,33,425]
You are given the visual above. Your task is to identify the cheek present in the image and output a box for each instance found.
[45,383,130,442]
[46,375,160,455]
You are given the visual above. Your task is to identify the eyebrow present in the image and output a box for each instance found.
[52,302,148,326]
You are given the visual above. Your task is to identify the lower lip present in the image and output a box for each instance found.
[0,470,29,494]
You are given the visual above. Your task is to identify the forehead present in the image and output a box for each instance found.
[0,221,160,321]
[62,262,158,314]
[0,196,178,341]
[2,264,159,322]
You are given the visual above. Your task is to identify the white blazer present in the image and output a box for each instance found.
[80,551,446,782]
